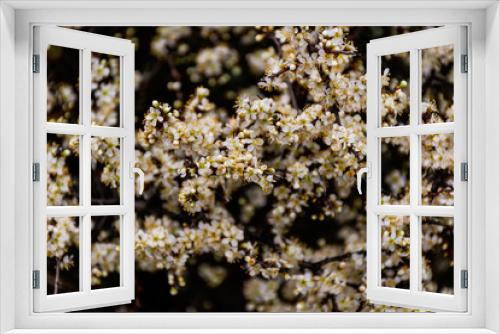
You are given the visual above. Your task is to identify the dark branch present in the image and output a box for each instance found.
[269,34,299,111]
[301,250,366,270]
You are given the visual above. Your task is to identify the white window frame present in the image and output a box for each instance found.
[32,26,136,312]
[365,26,468,312]
[0,1,499,333]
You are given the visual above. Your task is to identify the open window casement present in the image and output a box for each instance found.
[359,26,468,312]
[33,26,140,312]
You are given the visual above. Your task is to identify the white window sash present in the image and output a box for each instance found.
[32,26,135,312]
[366,25,468,312]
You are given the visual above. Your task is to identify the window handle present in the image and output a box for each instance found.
[356,163,371,195]
[130,162,145,195]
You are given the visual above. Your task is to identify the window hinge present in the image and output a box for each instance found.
[32,54,40,73]
[461,54,468,73]
[32,270,40,289]
[461,269,468,289]
[32,163,40,182]
[461,162,468,182]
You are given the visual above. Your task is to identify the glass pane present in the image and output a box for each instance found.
[47,45,80,124]
[91,137,121,205]
[421,217,454,294]
[380,215,410,289]
[47,134,80,206]
[91,215,121,289]
[47,217,80,295]
[380,137,410,205]
[421,134,454,206]
[380,52,410,127]
[91,52,121,127]
[421,45,454,124]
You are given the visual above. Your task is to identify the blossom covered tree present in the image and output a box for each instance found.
[46,26,454,311]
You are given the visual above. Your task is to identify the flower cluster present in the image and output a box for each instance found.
[47,217,79,262]
[188,45,240,86]
[47,83,78,123]
[422,134,454,206]
[91,217,121,287]
[91,53,121,127]
[91,136,121,189]
[135,208,248,294]
[151,27,192,59]
[141,87,275,206]
[380,216,410,288]
[47,135,79,206]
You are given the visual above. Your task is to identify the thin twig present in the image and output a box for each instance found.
[331,49,359,56]
[165,52,183,101]
[54,257,60,294]
[301,250,366,270]
[269,34,299,111]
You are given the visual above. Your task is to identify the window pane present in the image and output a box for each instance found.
[421,45,454,124]
[421,134,454,206]
[91,137,121,205]
[91,52,121,127]
[380,215,410,289]
[421,217,454,294]
[47,45,80,124]
[380,52,410,127]
[91,215,121,289]
[380,137,410,205]
[47,134,80,206]
[47,217,80,295]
